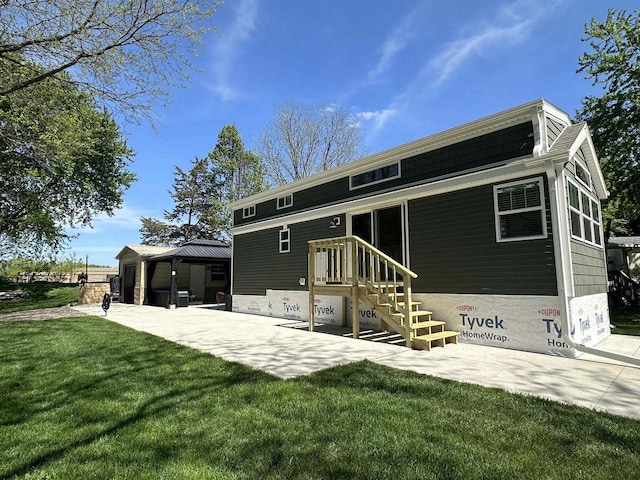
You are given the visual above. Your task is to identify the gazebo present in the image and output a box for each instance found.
[146,239,231,307]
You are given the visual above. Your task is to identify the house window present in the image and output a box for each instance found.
[567,179,602,247]
[210,264,227,281]
[574,158,591,190]
[242,205,256,218]
[350,162,400,190]
[279,227,290,253]
[277,194,293,210]
[493,178,546,242]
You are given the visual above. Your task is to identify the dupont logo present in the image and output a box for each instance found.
[457,305,477,312]
[281,297,290,302]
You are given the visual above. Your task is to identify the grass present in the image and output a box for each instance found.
[1,317,639,480]
[609,303,640,336]
[0,281,78,314]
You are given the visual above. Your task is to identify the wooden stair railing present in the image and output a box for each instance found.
[308,235,459,350]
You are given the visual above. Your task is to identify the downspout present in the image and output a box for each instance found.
[547,160,640,366]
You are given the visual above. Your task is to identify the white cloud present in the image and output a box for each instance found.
[209,0,258,100]
[426,0,567,85]
[368,10,421,82]
[357,108,397,132]
[66,204,153,236]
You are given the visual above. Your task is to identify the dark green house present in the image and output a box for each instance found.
[228,99,611,357]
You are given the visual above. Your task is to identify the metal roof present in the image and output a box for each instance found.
[608,236,640,248]
[149,240,231,261]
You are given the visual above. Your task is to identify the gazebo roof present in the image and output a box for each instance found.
[149,239,231,262]
[608,236,640,248]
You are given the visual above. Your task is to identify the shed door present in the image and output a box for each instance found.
[189,264,206,301]
[123,264,135,304]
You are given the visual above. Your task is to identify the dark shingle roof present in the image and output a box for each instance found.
[548,122,586,154]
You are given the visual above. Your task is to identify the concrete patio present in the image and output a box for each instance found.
[72,302,640,420]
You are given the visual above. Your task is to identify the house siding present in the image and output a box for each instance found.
[407,178,557,295]
[571,240,608,296]
[546,116,567,147]
[234,122,534,227]
[233,215,346,295]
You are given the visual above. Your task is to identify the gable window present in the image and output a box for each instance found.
[279,227,290,253]
[242,205,256,219]
[493,178,547,242]
[350,162,400,190]
[277,194,293,210]
[567,179,602,247]
[574,158,591,190]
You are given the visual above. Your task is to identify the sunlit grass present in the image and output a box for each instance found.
[1,316,639,479]
[0,281,78,314]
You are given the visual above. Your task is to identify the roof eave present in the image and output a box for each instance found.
[228,99,554,209]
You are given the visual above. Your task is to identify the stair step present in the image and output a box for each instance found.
[397,301,421,308]
[376,283,403,290]
[411,320,446,329]
[387,292,405,299]
[414,331,460,342]
[410,310,432,318]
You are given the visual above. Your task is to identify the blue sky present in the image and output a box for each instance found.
[68,0,636,266]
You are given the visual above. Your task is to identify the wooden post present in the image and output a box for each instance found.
[351,238,359,339]
[404,275,413,348]
[308,247,315,332]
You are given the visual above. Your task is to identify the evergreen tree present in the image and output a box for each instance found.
[209,125,266,237]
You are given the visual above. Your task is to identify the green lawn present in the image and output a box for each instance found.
[609,303,640,335]
[0,281,78,314]
[1,317,639,480]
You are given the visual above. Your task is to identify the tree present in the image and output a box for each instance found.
[140,157,218,246]
[0,0,220,123]
[140,125,266,245]
[0,58,135,256]
[576,8,640,237]
[257,102,365,186]
[209,125,266,235]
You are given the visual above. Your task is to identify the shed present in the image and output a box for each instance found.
[607,236,640,304]
[116,245,173,305]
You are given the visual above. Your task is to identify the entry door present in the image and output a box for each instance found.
[351,205,404,264]
[189,264,206,301]
[123,264,135,304]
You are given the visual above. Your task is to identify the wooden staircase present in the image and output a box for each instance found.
[308,235,459,351]
[360,284,459,351]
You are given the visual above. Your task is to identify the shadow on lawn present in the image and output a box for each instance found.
[0,318,273,478]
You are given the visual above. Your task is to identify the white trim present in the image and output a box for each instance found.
[228,99,570,209]
[492,176,547,243]
[552,168,575,297]
[566,178,603,249]
[232,158,547,236]
[276,194,293,210]
[349,162,401,191]
[230,240,234,295]
[279,227,290,253]
[242,205,256,219]
[573,157,592,191]
[402,201,410,270]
